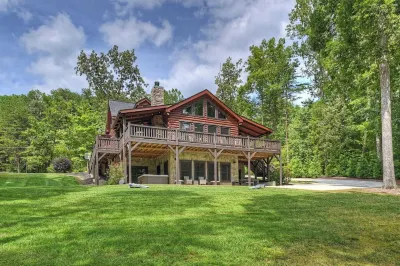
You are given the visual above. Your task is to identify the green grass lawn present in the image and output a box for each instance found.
[1,173,399,266]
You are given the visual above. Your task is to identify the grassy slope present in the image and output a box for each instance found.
[0,173,399,266]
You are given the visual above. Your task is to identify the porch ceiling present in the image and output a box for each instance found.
[127,142,275,159]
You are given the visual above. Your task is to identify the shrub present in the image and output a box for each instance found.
[53,158,72,173]
[107,163,124,185]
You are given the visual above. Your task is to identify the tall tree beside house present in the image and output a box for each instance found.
[244,38,300,171]
[75,45,147,103]
[215,57,243,113]
[164,88,184,104]
[288,0,399,188]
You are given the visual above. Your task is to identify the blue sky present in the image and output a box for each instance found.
[0,0,296,97]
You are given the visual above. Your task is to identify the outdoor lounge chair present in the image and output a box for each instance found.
[184,176,193,185]
[199,176,206,185]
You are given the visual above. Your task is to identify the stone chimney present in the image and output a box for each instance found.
[151,81,164,106]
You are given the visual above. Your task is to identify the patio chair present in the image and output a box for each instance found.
[199,176,207,185]
[184,176,193,185]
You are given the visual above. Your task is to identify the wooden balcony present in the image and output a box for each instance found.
[124,124,281,153]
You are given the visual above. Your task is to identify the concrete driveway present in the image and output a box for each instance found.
[279,178,383,191]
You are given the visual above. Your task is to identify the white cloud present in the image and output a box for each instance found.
[20,13,87,92]
[157,0,295,96]
[0,0,20,12]
[112,0,166,16]
[100,17,173,50]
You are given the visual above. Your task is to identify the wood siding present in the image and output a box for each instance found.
[167,96,239,135]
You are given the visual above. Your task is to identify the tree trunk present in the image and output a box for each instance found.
[375,132,382,162]
[379,58,396,189]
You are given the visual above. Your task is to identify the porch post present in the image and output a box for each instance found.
[247,151,251,187]
[266,158,270,181]
[279,155,283,186]
[175,146,179,184]
[262,159,266,182]
[122,116,127,180]
[214,149,217,185]
[128,142,132,183]
[95,151,99,185]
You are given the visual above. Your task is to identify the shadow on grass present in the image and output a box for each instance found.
[1,187,399,265]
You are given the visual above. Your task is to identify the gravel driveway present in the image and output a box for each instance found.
[280,178,383,191]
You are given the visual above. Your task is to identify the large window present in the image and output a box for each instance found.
[195,123,204,133]
[217,110,227,119]
[207,162,216,182]
[207,101,216,117]
[221,127,230,135]
[182,105,192,115]
[208,125,217,134]
[194,101,203,116]
[194,161,205,180]
[180,160,192,180]
[220,163,231,181]
[182,101,203,116]
[180,121,191,131]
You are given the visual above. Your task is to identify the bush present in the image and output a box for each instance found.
[107,163,124,185]
[53,158,72,173]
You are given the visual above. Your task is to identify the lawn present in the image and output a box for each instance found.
[1,173,399,265]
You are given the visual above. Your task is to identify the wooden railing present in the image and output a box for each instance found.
[97,136,121,150]
[128,124,280,151]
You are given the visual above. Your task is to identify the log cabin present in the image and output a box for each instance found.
[89,81,282,186]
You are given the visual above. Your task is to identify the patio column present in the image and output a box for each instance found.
[242,151,257,187]
[122,116,127,180]
[208,149,224,185]
[175,146,179,183]
[128,141,132,183]
[94,151,99,185]
[279,154,283,186]
[247,152,251,187]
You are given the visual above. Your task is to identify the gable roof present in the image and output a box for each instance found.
[108,100,136,117]
[166,89,243,123]
[135,98,151,107]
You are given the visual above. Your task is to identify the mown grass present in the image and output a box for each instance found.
[1,173,399,265]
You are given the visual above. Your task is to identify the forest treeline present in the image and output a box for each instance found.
[1,0,399,180]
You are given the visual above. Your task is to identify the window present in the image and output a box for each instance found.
[221,127,230,135]
[194,101,203,116]
[207,102,216,117]
[208,125,216,134]
[194,161,205,180]
[180,161,192,180]
[220,163,231,181]
[218,110,227,119]
[182,105,192,115]
[180,121,191,131]
[195,123,204,133]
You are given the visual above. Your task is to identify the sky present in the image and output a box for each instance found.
[0,0,297,97]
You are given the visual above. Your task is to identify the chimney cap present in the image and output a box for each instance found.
[154,81,160,87]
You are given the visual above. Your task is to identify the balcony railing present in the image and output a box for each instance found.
[127,124,280,152]
[96,135,122,150]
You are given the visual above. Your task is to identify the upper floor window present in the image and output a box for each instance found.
[180,121,191,131]
[182,101,203,116]
[194,101,203,116]
[208,125,217,134]
[221,127,230,135]
[217,110,227,119]
[182,105,192,115]
[195,123,204,133]
[207,102,216,117]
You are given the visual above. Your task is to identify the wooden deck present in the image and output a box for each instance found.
[94,123,280,153]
